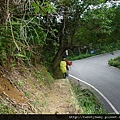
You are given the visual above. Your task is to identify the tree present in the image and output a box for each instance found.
[0,0,56,68]
[110,5,120,42]
[74,3,116,49]
[0,0,119,74]
[45,0,112,70]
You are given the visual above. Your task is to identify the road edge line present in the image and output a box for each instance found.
[69,74,119,114]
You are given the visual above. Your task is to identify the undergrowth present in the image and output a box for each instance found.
[68,44,120,61]
[108,56,120,69]
[71,81,108,114]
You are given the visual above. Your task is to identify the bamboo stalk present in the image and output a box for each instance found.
[6,0,20,51]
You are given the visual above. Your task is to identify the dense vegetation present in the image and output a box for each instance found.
[108,56,120,69]
[0,0,120,114]
[0,0,120,75]
[71,81,108,114]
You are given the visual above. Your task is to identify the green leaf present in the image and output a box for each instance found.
[32,2,40,14]
[16,54,28,60]
[12,21,21,25]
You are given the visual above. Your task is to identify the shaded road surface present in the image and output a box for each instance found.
[69,50,120,114]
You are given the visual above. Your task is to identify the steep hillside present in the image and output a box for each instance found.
[0,64,82,114]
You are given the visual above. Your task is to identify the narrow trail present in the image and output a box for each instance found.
[42,79,82,114]
[0,75,82,114]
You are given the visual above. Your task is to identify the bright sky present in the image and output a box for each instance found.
[56,0,120,23]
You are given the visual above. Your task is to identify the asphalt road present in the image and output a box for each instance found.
[69,50,120,114]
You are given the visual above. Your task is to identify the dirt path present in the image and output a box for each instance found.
[0,76,82,114]
[0,77,27,104]
[42,79,82,114]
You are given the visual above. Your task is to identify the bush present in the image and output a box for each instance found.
[71,83,108,114]
[108,56,120,69]
[68,53,93,61]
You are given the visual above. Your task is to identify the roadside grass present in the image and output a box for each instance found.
[0,97,15,114]
[68,44,120,61]
[68,53,93,61]
[71,81,108,114]
[68,51,114,61]
[108,56,120,69]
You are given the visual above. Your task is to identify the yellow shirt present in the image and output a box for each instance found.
[60,61,67,73]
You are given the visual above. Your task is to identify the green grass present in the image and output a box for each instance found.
[0,103,15,114]
[24,91,30,98]
[68,43,120,61]
[68,53,92,61]
[108,56,120,69]
[71,82,108,114]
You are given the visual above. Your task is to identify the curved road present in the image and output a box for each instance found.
[69,50,120,114]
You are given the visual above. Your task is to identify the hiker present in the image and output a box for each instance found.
[60,55,72,79]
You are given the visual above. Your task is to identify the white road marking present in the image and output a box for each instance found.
[69,74,119,114]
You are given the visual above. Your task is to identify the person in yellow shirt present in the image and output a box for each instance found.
[60,56,67,78]
[60,55,72,79]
